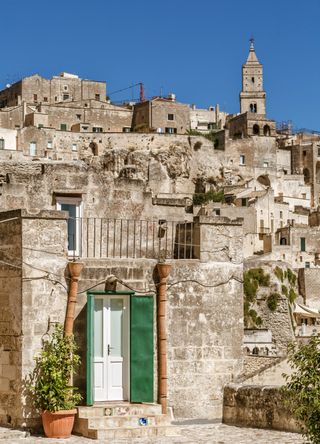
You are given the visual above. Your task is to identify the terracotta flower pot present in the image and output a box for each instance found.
[41,409,77,438]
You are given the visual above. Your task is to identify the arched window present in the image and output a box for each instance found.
[253,124,260,135]
[280,237,287,245]
[263,125,271,136]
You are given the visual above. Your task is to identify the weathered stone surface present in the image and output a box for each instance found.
[223,384,301,433]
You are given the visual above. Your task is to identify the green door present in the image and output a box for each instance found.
[130,295,154,402]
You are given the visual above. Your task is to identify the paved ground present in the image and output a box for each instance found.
[0,423,306,443]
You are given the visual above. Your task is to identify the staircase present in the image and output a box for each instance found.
[74,403,180,440]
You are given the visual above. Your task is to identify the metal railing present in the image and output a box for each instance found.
[68,217,199,260]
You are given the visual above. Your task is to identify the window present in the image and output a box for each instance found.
[72,143,77,151]
[263,161,269,168]
[93,127,103,133]
[251,77,255,83]
[56,196,82,256]
[122,127,131,133]
[300,237,306,252]
[318,147,320,157]
[239,155,245,165]
[241,198,247,207]
[167,114,174,121]
[29,142,37,156]
[95,94,100,101]
[76,114,81,120]
[165,127,177,134]
[63,94,69,100]
[305,262,310,269]
[280,211,283,219]
[303,150,307,156]
[208,123,216,130]
[250,103,257,113]
[0,139,4,150]
[55,96,58,102]
[43,96,48,102]
[302,193,306,199]
[47,141,52,149]
[60,123,67,131]
[64,85,68,91]
[33,94,38,102]
[38,124,44,129]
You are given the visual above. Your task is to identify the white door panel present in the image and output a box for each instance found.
[93,296,129,401]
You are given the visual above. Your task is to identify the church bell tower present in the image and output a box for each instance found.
[240,39,266,115]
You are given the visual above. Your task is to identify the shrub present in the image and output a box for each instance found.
[193,190,224,206]
[267,292,280,311]
[274,266,284,282]
[281,284,288,297]
[282,336,320,443]
[287,268,297,286]
[29,324,82,412]
[288,288,297,304]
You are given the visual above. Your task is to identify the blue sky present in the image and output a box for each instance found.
[2,0,320,130]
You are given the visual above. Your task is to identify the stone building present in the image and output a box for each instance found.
[189,103,227,133]
[132,96,190,134]
[0,72,107,108]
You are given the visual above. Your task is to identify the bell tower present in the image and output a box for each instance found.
[240,39,266,115]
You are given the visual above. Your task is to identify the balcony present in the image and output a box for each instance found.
[66,217,199,261]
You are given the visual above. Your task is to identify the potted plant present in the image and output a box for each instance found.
[29,324,82,438]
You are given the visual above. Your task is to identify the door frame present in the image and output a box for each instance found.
[86,290,134,405]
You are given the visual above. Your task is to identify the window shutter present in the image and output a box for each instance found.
[130,295,154,402]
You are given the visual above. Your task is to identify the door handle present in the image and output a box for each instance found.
[107,344,114,355]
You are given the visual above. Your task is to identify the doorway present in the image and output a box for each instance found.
[93,295,129,401]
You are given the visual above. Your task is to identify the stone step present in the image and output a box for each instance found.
[78,413,170,429]
[77,403,162,418]
[90,425,180,440]
[0,427,29,439]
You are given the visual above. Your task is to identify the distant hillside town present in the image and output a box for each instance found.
[0,40,318,438]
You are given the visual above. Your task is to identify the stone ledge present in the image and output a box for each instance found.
[0,209,68,221]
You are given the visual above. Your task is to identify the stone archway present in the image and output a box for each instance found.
[257,174,270,187]
[263,125,271,136]
[253,124,260,135]
[89,142,98,156]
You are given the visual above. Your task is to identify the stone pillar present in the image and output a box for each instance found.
[156,262,171,414]
[0,209,69,429]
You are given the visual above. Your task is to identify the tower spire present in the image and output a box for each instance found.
[240,39,266,115]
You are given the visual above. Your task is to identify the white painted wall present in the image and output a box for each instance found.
[0,128,17,150]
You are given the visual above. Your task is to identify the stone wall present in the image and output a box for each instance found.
[0,210,69,429]
[223,384,300,433]
[244,260,296,353]
[0,211,23,427]
[72,255,243,421]
[242,358,291,386]
[299,268,320,310]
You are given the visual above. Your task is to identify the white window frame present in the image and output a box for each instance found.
[56,196,83,257]
[72,143,77,151]
[29,141,37,156]
[239,155,245,165]
[47,141,53,149]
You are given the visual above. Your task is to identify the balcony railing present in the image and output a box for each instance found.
[67,217,199,260]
